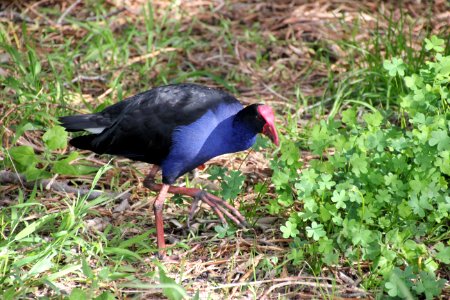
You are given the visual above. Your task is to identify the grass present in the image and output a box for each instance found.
[1,0,449,298]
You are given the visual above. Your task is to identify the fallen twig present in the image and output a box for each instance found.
[123,47,178,68]
[57,0,82,25]
[0,11,34,24]
[71,75,107,84]
[262,82,291,102]
[0,170,130,202]
[1,6,126,26]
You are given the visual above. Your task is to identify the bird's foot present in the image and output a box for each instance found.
[144,178,158,190]
[188,190,248,228]
[143,165,161,190]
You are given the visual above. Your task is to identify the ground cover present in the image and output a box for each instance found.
[1,1,449,298]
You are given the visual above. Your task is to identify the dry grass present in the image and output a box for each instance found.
[1,0,449,298]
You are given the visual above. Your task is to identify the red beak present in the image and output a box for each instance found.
[262,123,279,146]
[257,105,279,146]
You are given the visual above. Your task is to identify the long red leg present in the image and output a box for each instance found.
[153,183,169,257]
[143,165,247,255]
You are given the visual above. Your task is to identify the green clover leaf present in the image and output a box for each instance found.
[424,35,445,53]
[383,57,406,77]
[331,190,347,209]
[435,243,450,264]
[318,174,336,191]
[429,129,450,151]
[349,153,368,176]
[280,221,299,238]
[306,221,326,241]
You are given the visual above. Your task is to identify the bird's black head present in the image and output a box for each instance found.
[234,103,279,146]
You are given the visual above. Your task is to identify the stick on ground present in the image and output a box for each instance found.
[0,170,130,201]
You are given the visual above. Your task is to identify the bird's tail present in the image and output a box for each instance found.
[59,114,96,132]
[59,114,110,133]
[68,135,97,151]
[59,114,110,152]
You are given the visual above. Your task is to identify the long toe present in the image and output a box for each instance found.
[151,185,248,229]
[201,195,228,225]
[187,196,202,228]
[198,191,248,228]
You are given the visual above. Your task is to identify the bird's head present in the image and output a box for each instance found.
[235,104,279,146]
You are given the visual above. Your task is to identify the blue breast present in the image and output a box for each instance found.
[161,102,256,184]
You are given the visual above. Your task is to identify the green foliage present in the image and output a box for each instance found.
[434,243,450,264]
[7,145,48,180]
[271,36,449,297]
[383,57,407,77]
[280,220,299,238]
[207,165,246,204]
[0,166,123,298]
[324,10,445,119]
[159,268,188,300]
[214,224,236,238]
[385,267,446,300]
[220,170,246,200]
[6,126,98,180]
[305,221,326,241]
[425,36,445,53]
[42,125,68,150]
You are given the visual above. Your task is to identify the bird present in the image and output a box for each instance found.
[59,83,279,256]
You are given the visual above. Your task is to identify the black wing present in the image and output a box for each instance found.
[59,83,240,165]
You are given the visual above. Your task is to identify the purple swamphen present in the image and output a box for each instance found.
[59,83,279,256]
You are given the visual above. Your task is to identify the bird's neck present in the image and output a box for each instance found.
[160,106,257,183]
[197,112,257,159]
[230,113,258,152]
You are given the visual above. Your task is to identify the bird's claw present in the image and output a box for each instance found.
[188,191,248,228]
[187,196,200,229]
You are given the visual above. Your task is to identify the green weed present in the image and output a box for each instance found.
[271,36,449,298]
